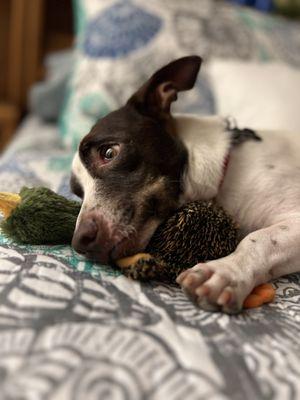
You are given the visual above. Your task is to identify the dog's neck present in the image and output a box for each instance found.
[174,114,231,202]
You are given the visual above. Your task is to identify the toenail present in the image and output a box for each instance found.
[195,285,210,297]
[182,274,195,287]
[176,271,189,283]
[217,290,232,306]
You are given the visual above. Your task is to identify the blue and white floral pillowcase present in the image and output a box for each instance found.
[59,0,300,151]
[59,0,216,151]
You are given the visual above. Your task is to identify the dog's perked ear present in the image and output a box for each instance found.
[127,55,202,116]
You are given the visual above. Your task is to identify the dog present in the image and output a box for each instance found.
[70,55,300,313]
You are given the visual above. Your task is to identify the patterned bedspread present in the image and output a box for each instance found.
[0,117,299,400]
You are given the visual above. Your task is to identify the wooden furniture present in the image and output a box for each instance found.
[0,103,20,151]
[0,0,73,152]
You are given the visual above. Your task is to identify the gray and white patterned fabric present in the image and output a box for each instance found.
[0,116,300,399]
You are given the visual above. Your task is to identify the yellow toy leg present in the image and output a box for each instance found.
[116,253,153,269]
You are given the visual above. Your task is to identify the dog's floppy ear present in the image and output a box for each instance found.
[128,55,202,115]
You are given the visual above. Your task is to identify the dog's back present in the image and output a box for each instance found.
[217,128,300,235]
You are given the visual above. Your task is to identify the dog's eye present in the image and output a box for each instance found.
[99,145,120,164]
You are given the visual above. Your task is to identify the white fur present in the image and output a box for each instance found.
[72,152,131,234]
[175,114,300,312]
[72,152,97,230]
[174,114,231,201]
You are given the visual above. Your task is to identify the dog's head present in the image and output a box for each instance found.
[70,56,201,263]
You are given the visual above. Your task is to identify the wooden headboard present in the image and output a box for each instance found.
[0,0,74,150]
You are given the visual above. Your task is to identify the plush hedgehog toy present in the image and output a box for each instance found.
[0,187,275,309]
[117,200,238,282]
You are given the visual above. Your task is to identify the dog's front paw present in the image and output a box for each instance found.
[176,260,253,314]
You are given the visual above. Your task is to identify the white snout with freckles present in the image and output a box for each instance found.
[71,152,162,262]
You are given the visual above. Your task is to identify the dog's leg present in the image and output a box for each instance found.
[177,216,300,313]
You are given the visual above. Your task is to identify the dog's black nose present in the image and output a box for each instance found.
[71,211,118,264]
[71,218,98,255]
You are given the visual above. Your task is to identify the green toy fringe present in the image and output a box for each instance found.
[1,187,81,245]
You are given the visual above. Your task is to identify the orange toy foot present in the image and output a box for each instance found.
[243,283,275,309]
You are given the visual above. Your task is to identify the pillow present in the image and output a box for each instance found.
[208,59,300,132]
[29,50,73,122]
[60,0,300,150]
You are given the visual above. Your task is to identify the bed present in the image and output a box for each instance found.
[1,1,300,399]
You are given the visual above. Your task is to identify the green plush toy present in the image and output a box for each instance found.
[0,187,81,244]
[0,187,276,308]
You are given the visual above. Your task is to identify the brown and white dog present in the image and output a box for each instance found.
[71,56,300,313]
